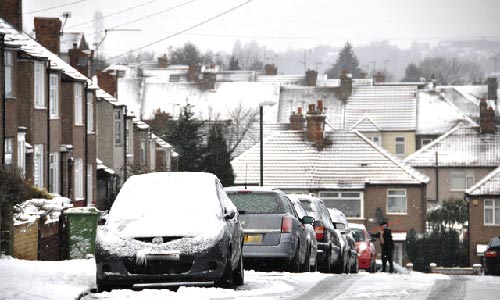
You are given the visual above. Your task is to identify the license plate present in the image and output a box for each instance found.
[244,234,262,244]
[146,251,180,261]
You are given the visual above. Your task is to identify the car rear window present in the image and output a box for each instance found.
[490,238,500,248]
[227,192,285,214]
[352,228,366,242]
[299,200,320,219]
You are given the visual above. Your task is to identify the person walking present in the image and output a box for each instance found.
[371,221,394,273]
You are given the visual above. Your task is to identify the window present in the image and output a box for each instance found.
[421,138,433,148]
[87,92,94,132]
[4,138,13,165]
[34,144,44,188]
[395,137,406,157]
[369,136,381,146]
[114,110,122,145]
[388,189,407,214]
[484,199,500,225]
[320,191,363,218]
[49,153,59,194]
[74,83,83,125]
[169,74,180,82]
[140,133,147,165]
[87,164,93,206]
[17,132,26,177]
[49,74,59,119]
[34,62,46,108]
[5,52,13,98]
[451,170,474,190]
[74,158,83,200]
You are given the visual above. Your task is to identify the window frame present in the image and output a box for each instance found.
[34,144,44,188]
[74,83,84,125]
[74,158,84,200]
[114,110,122,145]
[484,199,500,225]
[320,191,364,219]
[87,91,94,133]
[4,51,13,98]
[140,133,147,165]
[369,136,381,147]
[87,164,93,206]
[17,132,26,177]
[421,138,433,148]
[395,136,406,157]
[34,62,46,109]
[4,137,14,165]
[387,189,407,214]
[49,74,60,119]
[49,152,59,194]
[451,169,474,191]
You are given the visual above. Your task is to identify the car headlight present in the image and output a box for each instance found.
[358,243,367,252]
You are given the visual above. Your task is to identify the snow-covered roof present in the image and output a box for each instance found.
[96,159,115,175]
[441,86,488,120]
[404,123,500,167]
[344,85,418,131]
[416,90,477,135]
[466,166,500,196]
[0,17,89,83]
[231,129,428,189]
[133,118,150,130]
[351,116,382,132]
[60,32,86,54]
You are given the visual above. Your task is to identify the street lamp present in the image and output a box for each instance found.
[259,100,277,186]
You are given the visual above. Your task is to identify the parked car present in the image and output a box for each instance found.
[483,235,500,275]
[350,223,377,273]
[224,187,314,272]
[288,195,318,272]
[329,208,358,274]
[95,172,244,292]
[288,194,342,273]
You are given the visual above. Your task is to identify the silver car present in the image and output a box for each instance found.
[225,187,314,272]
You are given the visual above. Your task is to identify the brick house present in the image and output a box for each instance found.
[231,101,429,266]
[465,166,500,265]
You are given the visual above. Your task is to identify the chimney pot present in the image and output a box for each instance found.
[308,104,315,113]
[297,107,302,115]
[317,100,324,112]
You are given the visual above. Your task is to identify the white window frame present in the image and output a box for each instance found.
[369,136,381,147]
[74,158,84,200]
[87,92,94,133]
[320,191,364,218]
[140,133,147,165]
[49,74,60,119]
[387,189,407,214]
[17,132,26,177]
[395,137,406,157]
[114,110,122,145]
[87,164,93,206]
[451,170,474,191]
[484,199,500,225]
[5,51,13,98]
[74,83,83,125]
[4,138,13,165]
[34,144,44,188]
[49,153,59,194]
[34,62,46,108]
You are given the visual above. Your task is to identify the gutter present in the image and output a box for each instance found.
[84,81,88,205]
[1,34,5,166]
[123,106,127,182]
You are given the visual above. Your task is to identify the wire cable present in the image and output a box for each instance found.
[108,0,254,61]
[66,0,160,29]
[24,0,89,15]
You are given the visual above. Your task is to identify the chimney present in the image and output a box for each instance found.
[305,101,326,145]
[188,64,201,82]
[289,107,305,130]
[487,77,498,101]
[34,18,62,55]
[68,48,92,77]
[374,72,385,83]
[264,64,277,75]
[305,69,318,86]
[480,98,496,134]
[339,72,352,100]
[96,70,117,97]
[158,54,169,68]
[0,0,23,32]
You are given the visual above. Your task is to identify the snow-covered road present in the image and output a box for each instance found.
[1,256,500,300]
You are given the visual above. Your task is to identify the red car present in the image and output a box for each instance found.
[350,223,377,272]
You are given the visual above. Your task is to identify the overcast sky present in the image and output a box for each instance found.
[22,0,500,60]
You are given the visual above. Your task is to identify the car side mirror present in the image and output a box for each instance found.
[223,207,236,220]
[98,213,108,226]
[301,216,315,225]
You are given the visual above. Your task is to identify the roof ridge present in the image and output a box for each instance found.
[466,165,500,195]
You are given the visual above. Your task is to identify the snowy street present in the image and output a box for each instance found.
[2,257,500,300]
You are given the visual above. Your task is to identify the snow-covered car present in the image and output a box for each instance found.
[95,172,244,292]
[350,223,377,272]
[288,195,318,272]
[289,194,342,273]
[329,208,358,274]
[483,235,500,275]
[224,187,314,272]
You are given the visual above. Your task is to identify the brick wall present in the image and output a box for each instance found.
[13,219,39,260]
[34,18,61,55]
[38,221,61,261]
[468,196,500,265]
[0,0,23,31]
[96,71,117,97]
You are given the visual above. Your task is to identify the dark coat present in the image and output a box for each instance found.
[371,228,394,251]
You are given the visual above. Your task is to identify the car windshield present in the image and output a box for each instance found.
[490,238,500,248]
[227,192,285,214]
[352,228,366,242]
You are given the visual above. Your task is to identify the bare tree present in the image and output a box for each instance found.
[225,103,259,156]
[232,40,264,71]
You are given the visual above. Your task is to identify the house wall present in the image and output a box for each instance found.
[96,99,114,169]
[381,131,416,158]
[468,196,500,265]
[417,167,494,204]
[13,219,39,261]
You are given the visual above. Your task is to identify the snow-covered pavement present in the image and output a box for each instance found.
[2,256,500,300]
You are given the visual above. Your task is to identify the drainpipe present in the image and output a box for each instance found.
[84,81,88,205]
[1,34,5,166]
[435,151,439,203]
[123,106,127,182]
[46,63,51,191]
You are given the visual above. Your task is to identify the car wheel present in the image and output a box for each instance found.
[96,274,112,293]
[320,246,332,273]
[300,245,311,272]
[369,260,376,273]
[215,252,234,288]
[232,250,245,286]
[332,256,344,274]
[351,257,359,274]
[289,244,301,273]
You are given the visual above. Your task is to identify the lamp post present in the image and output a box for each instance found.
[259,101,276,186]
